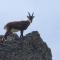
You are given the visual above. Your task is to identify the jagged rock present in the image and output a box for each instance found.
[0,31,52,60]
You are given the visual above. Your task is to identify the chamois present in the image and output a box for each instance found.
[4,12,34,39]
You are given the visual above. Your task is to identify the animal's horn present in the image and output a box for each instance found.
[28,12,30,16]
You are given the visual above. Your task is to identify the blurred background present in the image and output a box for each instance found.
[0,0,60,60]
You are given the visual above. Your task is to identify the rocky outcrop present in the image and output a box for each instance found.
[0,31,52,60]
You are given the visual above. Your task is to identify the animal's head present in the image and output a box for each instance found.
[27,12,34,22]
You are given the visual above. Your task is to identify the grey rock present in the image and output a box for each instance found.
[0,31,52,60]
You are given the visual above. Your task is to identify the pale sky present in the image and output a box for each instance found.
[0,0,60,60]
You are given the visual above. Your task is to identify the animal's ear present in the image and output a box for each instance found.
[32,12,34,16]
[27,16,29,18]
[33,16,35,18]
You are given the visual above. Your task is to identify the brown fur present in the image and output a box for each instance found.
[4,12,34,39]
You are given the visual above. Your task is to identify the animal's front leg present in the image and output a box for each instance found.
[20,30,23,38]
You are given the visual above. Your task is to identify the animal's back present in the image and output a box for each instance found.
[4,21,30,30]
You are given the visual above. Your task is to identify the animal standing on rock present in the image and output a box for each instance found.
[4,12,34,39]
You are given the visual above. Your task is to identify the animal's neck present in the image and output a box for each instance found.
[28,19,32,23]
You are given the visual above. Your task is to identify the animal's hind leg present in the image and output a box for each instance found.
[4,31,12,39]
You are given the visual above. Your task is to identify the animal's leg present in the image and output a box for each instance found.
[4,31,12,39]
[20,30,23,38]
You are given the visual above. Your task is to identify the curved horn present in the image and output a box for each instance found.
[28,12,30,16]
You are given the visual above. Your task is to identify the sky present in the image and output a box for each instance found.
[0,0,60,60]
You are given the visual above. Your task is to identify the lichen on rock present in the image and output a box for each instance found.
[0,31,52,60]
